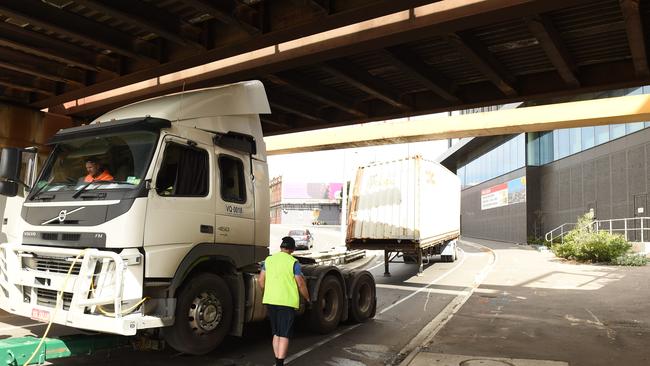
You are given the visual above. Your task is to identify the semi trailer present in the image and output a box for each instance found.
[346,156,461,275]
[0,81,376,357]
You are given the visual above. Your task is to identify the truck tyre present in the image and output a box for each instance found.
[163,273,233,355]
[349,273,376,323]
[308,275,344,334]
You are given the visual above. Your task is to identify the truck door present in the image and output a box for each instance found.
[144,138,215,261]
[214,149,255,247]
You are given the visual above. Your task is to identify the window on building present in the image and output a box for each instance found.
[581,127,595,150]
[219,155,246,203]
[459,134,525,188]
[542,132,554,164]
[156,143,209,197]
[570,127,582,154]
[557,129,570,159]
[627,122,644,134]
[610,123,626,140]
[595,125,609,145]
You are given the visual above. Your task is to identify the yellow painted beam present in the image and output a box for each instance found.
[264,94,650,155]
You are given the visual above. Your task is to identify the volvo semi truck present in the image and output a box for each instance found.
[0,81,376,355]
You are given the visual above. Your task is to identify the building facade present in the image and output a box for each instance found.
[269,176,343,226]
[440,87,650,245]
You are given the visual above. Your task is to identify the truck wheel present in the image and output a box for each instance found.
[308,275,343,334]
[349,273,376,323]
[163,273,233,355]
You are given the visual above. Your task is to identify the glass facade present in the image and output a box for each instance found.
[458,134,525,188]
[527,86,650,166]
[456,86,650,189]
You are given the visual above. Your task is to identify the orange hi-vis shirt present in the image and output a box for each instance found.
[84,171,114,183]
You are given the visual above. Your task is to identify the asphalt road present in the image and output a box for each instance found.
[0,240,494,366]
[269,224,346,253]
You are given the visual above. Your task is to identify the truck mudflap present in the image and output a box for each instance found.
[0,243,168,335]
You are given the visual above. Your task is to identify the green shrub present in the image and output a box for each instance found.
[527,235,549,247]
[612,253,649,266]
[552,212,632,263]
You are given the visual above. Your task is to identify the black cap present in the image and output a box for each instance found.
[280,236,296,250]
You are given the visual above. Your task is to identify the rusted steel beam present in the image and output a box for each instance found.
[75,0,203,50]
[0,0,158,62]
[321,59,410,111]
[181,0,260,34]
[32,0,593,111]
[0,47,86,86]
[269,95,325,122]
[0,71,56,96]
[265,73,367,118]
[619,0,649,77]
[0,22,117,74]
[444,33,517,97]
[526,15,580,88]
[380,47,460,104]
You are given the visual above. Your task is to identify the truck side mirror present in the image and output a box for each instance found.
[0,148,22,197]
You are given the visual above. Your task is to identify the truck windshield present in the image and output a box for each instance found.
[32,130,158,197]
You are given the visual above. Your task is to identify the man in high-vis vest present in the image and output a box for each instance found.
[259,236,311,366]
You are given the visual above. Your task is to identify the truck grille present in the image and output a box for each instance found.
[61,233,81,241]
[25,256,82,275]
[40,233,81,241]
[36,288,72,310]
[42,233,58,241]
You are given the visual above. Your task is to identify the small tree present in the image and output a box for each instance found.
[552,212,631,263]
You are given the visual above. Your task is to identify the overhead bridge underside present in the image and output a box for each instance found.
[0,0,649,137]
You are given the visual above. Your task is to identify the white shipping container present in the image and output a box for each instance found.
[346,156,460,248]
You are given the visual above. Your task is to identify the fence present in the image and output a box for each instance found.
[545,217,650,243]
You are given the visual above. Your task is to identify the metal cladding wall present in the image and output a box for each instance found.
[347,156,460,242]
[460,168,528,243]
[536,128,650,235]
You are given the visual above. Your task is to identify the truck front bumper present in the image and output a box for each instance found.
[0,243,168,335]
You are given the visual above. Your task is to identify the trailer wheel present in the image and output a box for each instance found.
[308,275,344,333]
[349,273,376,323]
[163,273,233,355]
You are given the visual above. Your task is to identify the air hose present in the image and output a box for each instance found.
[22,249,85,366]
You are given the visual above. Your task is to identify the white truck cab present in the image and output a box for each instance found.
[0,81,376,355]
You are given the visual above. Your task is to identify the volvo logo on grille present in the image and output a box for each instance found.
[58,210,68,223]
[42,206,86,225]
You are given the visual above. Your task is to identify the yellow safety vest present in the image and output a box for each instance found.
[262,252,300,309]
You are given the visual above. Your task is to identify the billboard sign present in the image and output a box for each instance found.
[481,176,526,210]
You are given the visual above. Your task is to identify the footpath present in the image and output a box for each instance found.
[401,237,650,366]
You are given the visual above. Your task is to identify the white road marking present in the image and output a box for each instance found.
[287,247,471,364]
[378,248,467,315]
[396,240,498,366]
[375,283,471,297]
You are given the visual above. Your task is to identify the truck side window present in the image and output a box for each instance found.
[218,155,246,203]
[156,143,209,197]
